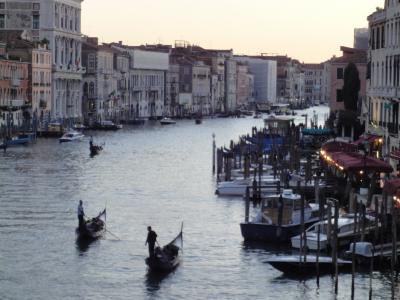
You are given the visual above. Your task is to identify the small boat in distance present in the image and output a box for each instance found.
[146,224,183,273]
[76,209,106,240]
[89,139,104,156]
[92,120,122,131]
[59,130,84,143]
[195,118,202,125]
[73,123,86,131]
[2,133,35,147]
[160,118,176,125]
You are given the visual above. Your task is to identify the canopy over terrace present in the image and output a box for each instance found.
[352,134,382,146]
[321,151,393,174]
[321,140,358,153]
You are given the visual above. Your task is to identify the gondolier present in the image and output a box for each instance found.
[77,200,85,228]
[145,226,157,257]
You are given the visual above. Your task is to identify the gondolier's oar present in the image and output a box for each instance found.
[105,228,121,240]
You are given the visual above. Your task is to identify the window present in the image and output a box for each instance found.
[0,3,5,9]
[336,89,343,102]
[32,14,39,29]
[0,14,5,28]
[33,3,40,10]
[337,68,344,79]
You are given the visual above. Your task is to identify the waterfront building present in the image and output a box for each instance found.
[354,28,369,50]
[327,46,367,113]
[322,61,331,105]
[192,61,211,115]
[234,56,277,104]
[236,62,254,108]
[302,63,324,105]
[2,34,52,123]
[0,0,84,123]
[224,58,237,113]
[165,63,180,117]
[366,2,400,167]
[0,43,29,127]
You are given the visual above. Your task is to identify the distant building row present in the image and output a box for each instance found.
[0,0,367,126]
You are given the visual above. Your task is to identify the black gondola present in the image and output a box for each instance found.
[89,141,103,156]
[76,209,106,240]
[145,224,183,272]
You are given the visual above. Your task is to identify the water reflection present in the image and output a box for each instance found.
[75,237,98,254]
[144,271,171,294]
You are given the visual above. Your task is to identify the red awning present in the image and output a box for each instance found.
[352,134,382,146]
[323,151,393,173]
[384,179,400,195]
[321,141,358,153]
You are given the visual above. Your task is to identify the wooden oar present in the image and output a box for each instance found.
[105,228,121,240]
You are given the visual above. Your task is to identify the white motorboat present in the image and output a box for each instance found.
[59,130,85,143]
[160,117,176,125]
[291,214,376,251]
[216,176,279,196]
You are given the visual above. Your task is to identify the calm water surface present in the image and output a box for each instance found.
[0,106,395,299]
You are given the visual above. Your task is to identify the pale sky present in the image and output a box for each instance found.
[82,0,383,63]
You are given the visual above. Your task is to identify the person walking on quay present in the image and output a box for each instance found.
[145,226,158,258]
[77,200,85,228]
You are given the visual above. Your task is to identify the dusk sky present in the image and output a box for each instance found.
[82,0,383,63]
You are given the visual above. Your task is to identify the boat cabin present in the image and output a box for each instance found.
[260,190,310,225]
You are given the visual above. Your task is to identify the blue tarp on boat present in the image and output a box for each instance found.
[245,136,284,153]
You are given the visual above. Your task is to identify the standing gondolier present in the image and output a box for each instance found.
[145,226,157,258]
[77,200,85,228]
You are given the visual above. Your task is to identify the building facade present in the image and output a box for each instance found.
[236,62,254,108]
[366,2,400,163]
[0,0,84,123]
[328,46,367,113]
[0,48,29,127]
[302,63,324,105]
[192,61,211,115]
[234,56,277,104]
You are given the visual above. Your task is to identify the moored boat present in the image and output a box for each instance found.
[92,120,122,131]
[266,255,352,275]
[240,189,321,243]
[216,176,279,196]
[2,133,35,147]
[145,225,183,272]
[290,214,376,251]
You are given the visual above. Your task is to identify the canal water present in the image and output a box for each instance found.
[0,106,394,300]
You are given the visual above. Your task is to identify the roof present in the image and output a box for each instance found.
[321,151,392,173]
[330,47,367,64]
[384,179,400,195]
[321,140,358,153]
